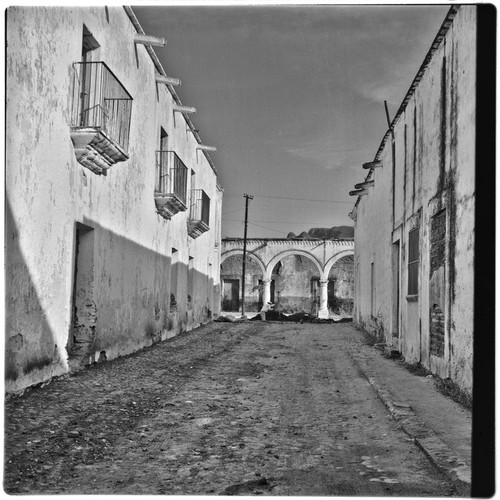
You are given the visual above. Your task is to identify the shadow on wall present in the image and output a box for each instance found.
[5,199,61,390]
[70,221,216,361]
[5,199,217,391]
[221,255,263,312]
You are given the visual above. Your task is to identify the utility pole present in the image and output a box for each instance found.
[241,193,253,318]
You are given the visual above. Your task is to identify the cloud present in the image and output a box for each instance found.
[282,138,368,171]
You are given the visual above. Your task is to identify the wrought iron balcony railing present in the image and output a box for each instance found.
[154,151,188,220]
[70,62,133,175]
[188,189,210,238]
[155,152,188,202]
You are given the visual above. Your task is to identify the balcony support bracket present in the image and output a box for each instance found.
[154,195,187,220]
[187,220,209,239]
[70,127,129,175]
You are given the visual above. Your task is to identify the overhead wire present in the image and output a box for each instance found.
[254,194,352,204]
[247,221,290,235]
[223,193,352,204]
[222,218,341,225]
[221,208,245,216]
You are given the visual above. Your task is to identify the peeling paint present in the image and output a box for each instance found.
[353,6,476,394]
[6,6,223,392]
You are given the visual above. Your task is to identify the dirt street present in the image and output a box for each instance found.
[4,321,456,495]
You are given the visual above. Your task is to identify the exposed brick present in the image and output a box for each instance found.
[430,304,445,357]
[430,210,446,275]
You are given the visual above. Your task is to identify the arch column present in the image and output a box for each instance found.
[318,279,329,319]
[262,279,272,305]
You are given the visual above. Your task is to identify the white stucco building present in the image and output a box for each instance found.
[6,6,223,392]
[349,6,475,397]
[221,238,354,317]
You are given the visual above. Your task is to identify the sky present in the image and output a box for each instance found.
[134,4,449,239]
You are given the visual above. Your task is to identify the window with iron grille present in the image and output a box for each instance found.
[190,189,210,227]
[155,151,188,203]
[71,61,133,153]
[407,227,419,295]
[69,26,133,175]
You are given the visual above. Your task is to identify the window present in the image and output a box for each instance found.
[82,25,100,61]
[154,150,188,219]
[407,227,419,295]
[156,128,169,193]
[71,25,133,166]
[79,26,100,128]
[187,189,210,238]
[73,62,133,150]
[160,127,168,151]
[190,189,210,226]
[191,169,196,190]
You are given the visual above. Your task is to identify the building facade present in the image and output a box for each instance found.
[221,238,354,318]
[6,6,223,392]
[349,6,475,397]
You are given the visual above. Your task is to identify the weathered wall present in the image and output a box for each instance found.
[221,239,354,316]
[220,255,263,312]
[352,6,475,396]
[328,255,354,315]
[272,256,319,313]
[6,6,222,392]
[222,239,354,280]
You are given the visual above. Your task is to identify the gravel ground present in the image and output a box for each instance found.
[4,321,456,495]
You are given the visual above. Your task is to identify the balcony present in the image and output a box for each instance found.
[187,189,210,238]
[70,62,133,175]
[154,151,188,220]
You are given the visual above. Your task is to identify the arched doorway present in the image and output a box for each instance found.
[270,254,322,314]
[327,255,354,317]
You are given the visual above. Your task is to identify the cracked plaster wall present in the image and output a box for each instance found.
[353,6,475,395]
[6,6,222,392]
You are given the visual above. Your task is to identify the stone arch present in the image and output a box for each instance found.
[265,250,323,281]
[221,249,266,277]
[323,249,355,280]
[221,250,267,313]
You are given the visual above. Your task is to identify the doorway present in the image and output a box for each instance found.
[222,279,239,311]
[170,248,178,312]
[68,223,96,367]
[392,241,400,338]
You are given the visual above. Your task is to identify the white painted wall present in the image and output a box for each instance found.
[352,6,475,396]
[6,6,222,392]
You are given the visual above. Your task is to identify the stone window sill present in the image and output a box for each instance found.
[406,295,419,302]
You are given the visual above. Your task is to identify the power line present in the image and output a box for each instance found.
[221,208,244,216]
[222,218,347,225]
[224,193,352,204]
[256,194,352,204]
[247,221,289,235]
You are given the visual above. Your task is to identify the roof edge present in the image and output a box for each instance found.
[123,6,220,180]
[351,5,460,211]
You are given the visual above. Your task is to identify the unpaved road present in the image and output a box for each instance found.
[5,321,455,495]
